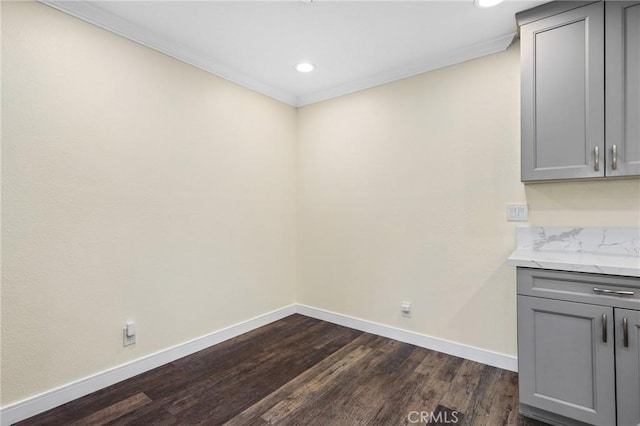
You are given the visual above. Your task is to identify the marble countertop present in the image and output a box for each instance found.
[507,227,640,277]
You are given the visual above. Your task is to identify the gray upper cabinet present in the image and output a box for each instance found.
[520,2,605,182]
[606,2,640,177]
[518,1,640,182]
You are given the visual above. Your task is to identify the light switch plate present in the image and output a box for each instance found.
[506,204,528,222]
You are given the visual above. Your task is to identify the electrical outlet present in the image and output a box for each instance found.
[400,302,412,317]
[123,322,136,346]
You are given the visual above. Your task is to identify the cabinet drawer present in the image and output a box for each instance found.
[517,268,640,309]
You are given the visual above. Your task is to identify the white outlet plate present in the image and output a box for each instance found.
[123,324,136,346]
[400,302,411,317]
[506,204,528,222]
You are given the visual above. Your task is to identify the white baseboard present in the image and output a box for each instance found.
[296,304,518,373]
[0,304,297,426]
[1,303,517,425]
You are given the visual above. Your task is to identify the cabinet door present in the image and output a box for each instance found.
[615,308,640,426]
[606,2,640,177]
[520,2,605,182]
[517,296,616,425]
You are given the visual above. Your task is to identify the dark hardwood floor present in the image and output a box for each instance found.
[17,314,548,425]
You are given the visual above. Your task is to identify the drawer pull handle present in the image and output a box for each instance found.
[623,318,629,348]
[602,314,607,343]
[593,287,634,296]
[612,145,618,170]
[594,146,600,171]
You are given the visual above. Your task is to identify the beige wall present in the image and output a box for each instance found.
[3,0,640,411]
[1,2,296,405]
[296,44,640,358]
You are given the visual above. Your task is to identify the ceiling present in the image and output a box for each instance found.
[42,0,548,106]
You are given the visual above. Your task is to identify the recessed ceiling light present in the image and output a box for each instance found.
[474,0,505,8]
[295,63,315,73]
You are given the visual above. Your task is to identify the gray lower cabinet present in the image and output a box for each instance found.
[518,1,640,182]
[615,308,640,426]
[517,267,640,425]
[518,296,616,425]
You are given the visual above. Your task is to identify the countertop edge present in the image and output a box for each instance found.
[506,251,640,278]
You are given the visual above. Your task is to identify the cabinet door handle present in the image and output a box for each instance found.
[612,145,618,170]
[594,146,600,171]
[593,287,635,296]
[602,314,607,343]
[623,317,629,348]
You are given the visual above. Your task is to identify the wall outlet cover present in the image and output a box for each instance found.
[123,324,136,346]
[400,302,412,317]
[506,204,528,222]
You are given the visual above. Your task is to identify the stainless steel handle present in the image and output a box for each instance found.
[623,317,629,348]
[602,314,608,343]
[612,145,618,170]
[594,146,600,171]
[593,287,635,296]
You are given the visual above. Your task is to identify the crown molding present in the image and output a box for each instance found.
[39,0,299,106]
[41,1,515,108]
[295,31,517,107]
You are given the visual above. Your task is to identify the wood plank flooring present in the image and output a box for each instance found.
[16,314,548,425]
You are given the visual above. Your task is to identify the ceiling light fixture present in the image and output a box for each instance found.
[474,0,505,8]
[295,62,315,73]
